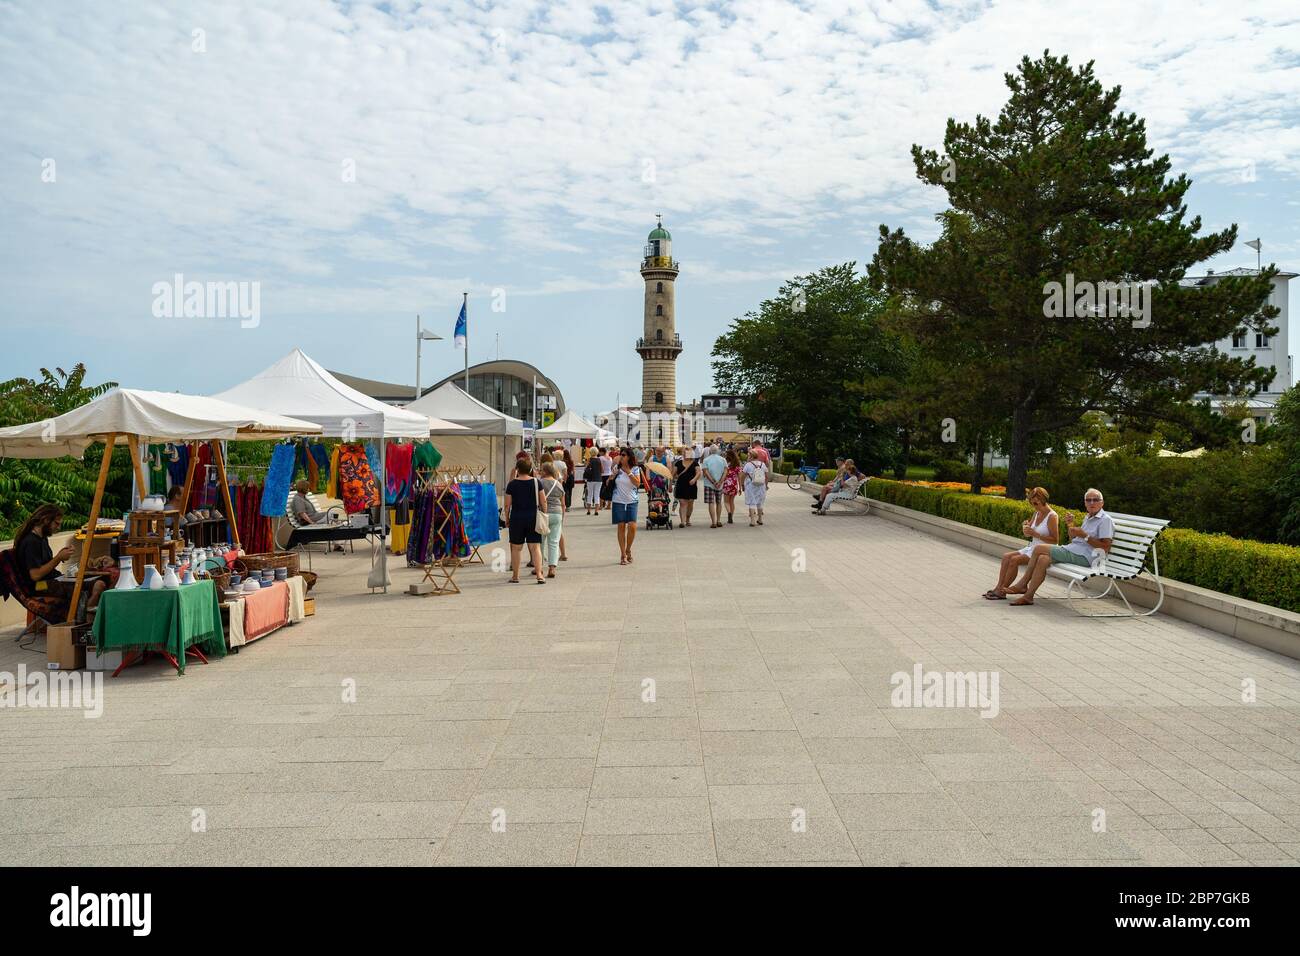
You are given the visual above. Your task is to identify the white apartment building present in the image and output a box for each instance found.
[1184,267,1296,423]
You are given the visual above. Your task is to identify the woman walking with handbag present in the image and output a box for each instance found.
[503,457,547,584]
[540,461,566,578]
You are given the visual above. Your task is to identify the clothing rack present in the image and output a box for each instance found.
[408,466,484,594]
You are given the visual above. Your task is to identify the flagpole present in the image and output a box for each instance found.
[462,292,469,393]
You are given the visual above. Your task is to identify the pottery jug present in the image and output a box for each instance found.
[115,556,137,590]
[162,564,180,589]
[143,564,161,590]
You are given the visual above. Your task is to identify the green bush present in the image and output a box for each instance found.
[775,462,793,475]
[781,449,805,467]
[815,469,838,485]
[931,458,1012,486]
[864,478,1300,613]
[1040,448,1284,543]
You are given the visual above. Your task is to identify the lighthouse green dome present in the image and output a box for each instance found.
[648,224,671,241]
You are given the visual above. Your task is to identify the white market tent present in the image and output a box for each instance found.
[405,382,524,489]
[0,389,322,458]
[211,349,432,439]
[535,408,602,441]
[211,349,446,591]
[0,388,322,620]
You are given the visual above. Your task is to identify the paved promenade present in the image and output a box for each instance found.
[2,486,1298,865]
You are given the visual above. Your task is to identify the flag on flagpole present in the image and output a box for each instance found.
[454,301,467,349]
[1245,239,1261,251]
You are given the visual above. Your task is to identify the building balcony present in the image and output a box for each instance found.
[641,257,680,272]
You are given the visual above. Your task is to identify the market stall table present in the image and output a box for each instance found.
[91,579,226,675]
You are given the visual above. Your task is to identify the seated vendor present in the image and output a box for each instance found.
[14,504,108,616]
[291,480,328,524]
[290,480,346,552]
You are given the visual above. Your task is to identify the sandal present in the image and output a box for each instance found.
[620,556,628,566]
[1009,597,1034,606]
[982,590,1005,600]
[509,577,520,583]
[547,569,555,578]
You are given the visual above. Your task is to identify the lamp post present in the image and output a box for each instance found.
[415,316,443,401]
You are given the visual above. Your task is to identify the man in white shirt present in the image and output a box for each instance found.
[1008,488,1114,606]
[700,445,728,528]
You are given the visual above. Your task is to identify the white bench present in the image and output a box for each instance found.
[1044,511,1169,617]
[813,478,869,515]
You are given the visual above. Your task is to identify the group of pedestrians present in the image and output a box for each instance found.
[502,439,774,576]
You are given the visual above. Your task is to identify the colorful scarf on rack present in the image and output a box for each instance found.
[327,445,341,499]
[338,444,379,515]
[261,443,296,517]
[413,441,442,472]
[385,441,414,505]
[405,485,470,564]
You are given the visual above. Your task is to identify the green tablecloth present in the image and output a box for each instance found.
[91,579,226,673]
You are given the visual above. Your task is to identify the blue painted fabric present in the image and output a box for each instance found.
[260,443,296,517]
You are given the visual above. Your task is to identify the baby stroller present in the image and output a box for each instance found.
[645,484,673,530]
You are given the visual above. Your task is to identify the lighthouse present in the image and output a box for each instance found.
[636,215,683,446]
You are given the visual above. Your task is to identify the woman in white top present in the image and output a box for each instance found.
[983,486,1058,600]
[742,455,768,526]
[611,448,650,565]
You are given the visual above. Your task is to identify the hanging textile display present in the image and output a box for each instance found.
[338,444,379,515]
[167,443,190,489]
[231,480,274,554]
[147,443,168,494]
[390,500,411,555]
[261,443,296,517]
[188,443,214,510]
[458,482,499,547]
[385,442,414,505]
[364,442,382,490]
[404,485,470,565]
[327,445,341,499]
[413,441,442,472]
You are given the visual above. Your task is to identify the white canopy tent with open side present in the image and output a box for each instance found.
[0,388,322,619]
[405,382,524,491]
[210,349,453,591]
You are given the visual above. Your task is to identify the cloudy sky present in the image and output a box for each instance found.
[2,0,1298,418]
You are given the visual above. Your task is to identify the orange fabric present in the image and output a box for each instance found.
[241,581,289,639]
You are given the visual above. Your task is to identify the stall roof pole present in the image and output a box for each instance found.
[126,435,148,508]
[210,439,241,551]
[178,441,200,514]
[67,432,117,623]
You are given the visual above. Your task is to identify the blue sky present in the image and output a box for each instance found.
[2,0,1298,419]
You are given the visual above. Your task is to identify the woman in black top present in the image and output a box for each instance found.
[674,451,700,528]
[503,458,547,584]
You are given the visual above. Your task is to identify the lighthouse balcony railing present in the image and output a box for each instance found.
[636,335,683,350]
[641,256,680,270]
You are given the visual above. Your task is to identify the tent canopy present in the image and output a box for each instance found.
[406,382,525,436]
[535,408,602,440]
[211,348,431,439]
[0,388,322,459]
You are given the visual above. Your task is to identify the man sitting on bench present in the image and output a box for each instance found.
[1005,488,1113,607]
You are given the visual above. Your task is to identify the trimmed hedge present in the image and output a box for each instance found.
[864,478,1300,614]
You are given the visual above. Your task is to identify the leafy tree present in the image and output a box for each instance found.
[870,51,1278,499]
[0,366,131,540]
[711,263,907,471]
[1272,387,1300,545]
